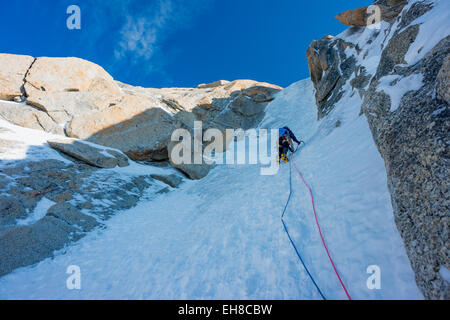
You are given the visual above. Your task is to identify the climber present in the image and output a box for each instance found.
[278,127,302,164]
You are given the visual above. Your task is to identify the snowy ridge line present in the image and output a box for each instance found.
[281,157,326,300]
[292,160,351,300]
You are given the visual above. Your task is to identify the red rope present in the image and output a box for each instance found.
[292,160,352,300]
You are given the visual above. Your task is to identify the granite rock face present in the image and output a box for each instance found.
[362,35,450,300]
[0,54,35,101]
[306,36,357,118]
[0,101,64,135]
[307,0,449,299]
[23,57,119,124]
[436,56,450,104]
[336,0,407,27]
[168,137,214,181]
[47,139,129,168]
[0,113,183,277]
[150,174,184,188]
[0,54,281,179]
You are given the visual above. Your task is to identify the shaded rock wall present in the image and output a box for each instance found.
[306,0,449,299]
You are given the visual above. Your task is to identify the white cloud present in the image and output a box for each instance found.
[113,0,212,65]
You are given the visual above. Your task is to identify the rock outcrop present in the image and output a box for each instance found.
[150,173,184,188]
[336,0,407,27]
[437,56,450,104]
[306,36,358,118]
[47,139,129,168]
[24,57,120,124]
[336,7,371,27]
[0,54,281,179]
[168,139,213,180]
[0,108,187,277]
[0,215,85,276]
[307,0,449,299]
[198,80,230,89]
[67,106,176,161]
[0,155,157,276]
[146,80,282,132]
[0,101,64,135]
[0,54,35,101]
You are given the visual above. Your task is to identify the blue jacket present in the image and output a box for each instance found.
[279,127,301,144]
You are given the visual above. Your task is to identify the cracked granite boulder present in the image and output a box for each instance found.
[0,157,156,277]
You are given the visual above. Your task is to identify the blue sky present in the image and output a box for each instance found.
[0,0,372,88]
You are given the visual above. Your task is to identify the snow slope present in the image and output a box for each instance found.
[0,79,422,299]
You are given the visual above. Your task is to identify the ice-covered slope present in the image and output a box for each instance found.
[0,79,422,299]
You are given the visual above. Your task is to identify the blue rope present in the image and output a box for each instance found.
[281,157,327,300]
